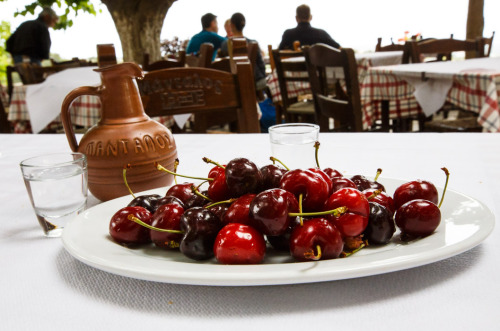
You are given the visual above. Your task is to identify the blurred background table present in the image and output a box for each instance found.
[1,132,498,330]
[361,57,500,132]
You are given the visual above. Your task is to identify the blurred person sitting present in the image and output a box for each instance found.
[6,7,59,65]
[278,4,340,50]
[186,13,226,60]
[219,13,267,92]
[224,19,233,38]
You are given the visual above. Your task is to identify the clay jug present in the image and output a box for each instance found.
[61,62,177,201]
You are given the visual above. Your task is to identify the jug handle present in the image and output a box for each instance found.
[61,86,101,152]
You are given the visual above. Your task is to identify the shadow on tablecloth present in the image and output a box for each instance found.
[56,245,482,316]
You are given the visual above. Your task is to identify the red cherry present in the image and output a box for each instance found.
[150,203,185,249]
[363,188,395,216]
[207,165,231,202]
[166,183,195,204]
[323,187,369,237]
[289,218,344,262]
[331,176,357,193]
[323,168,343,180]
[308,168,333,194]
[395,199,441,239]
[280,169,330,211]
[214,223,266,264]
[260,164,287,190]
[222,194,256,226]
[249,188,299,236]
[109,206,152,246]
[393,180,438,210]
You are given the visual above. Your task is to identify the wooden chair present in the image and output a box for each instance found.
[138,60,260,133]
[185,43,214,68]
[96,44,118,67]
[375,37,405,52]
[403,38,482,63]
[142,51,186,71]
[477,31,495,57]
[272,48,315,123]
[303,44,369,132]
[0,94,10,133]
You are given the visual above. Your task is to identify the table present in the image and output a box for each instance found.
[361,57,500,132]
[267,51,403,102]
[1,133,498,330]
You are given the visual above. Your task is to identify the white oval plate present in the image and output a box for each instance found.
[62,178,495,286]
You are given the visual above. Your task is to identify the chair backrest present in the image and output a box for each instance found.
[375,37,405,52]
[142,51,186,71]
[404,38,481,63]
[185,43,214,68]
[271,49,309,109]
[477,31,495,57]
[303,44,363,132]
[138,60,260,133]
[96,44,118,67]
[0,90,10,133]
[15,63,45,84]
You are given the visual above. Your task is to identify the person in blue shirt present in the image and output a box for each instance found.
[186,13,226,60]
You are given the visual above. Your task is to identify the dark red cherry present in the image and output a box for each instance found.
[225,158,263,196]
[260,164,287,190]
[323,187,369,237]
[331,176,357,193]
[395,199,441,239]
[109,206,152,246]
[250,188,299,236]
[184,190,209,209]
[289,218,344,262]
[363,188,395,216]
[323,168,343,180]
[207,166,231,202]
[179,207,222,260]
[150,203,185,249]
[213,223,266,264]
[350,174,385,192]
[364,202,395,245]
[128,194,162,213]
[393,180,438,210]
[206,204,229,222]
[222,194,256,226]
[166,183,195,204]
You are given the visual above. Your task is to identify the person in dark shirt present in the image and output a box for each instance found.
[186,13,226,60]
[219,13,267,91]
[6,7,59,65]
[278,4,340,50]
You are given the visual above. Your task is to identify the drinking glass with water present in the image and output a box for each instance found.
[20,153,88,237]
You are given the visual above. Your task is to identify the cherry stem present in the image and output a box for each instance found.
[202,157,225,169]
[304,245,322,261]
[314,141,321,169]
[366,189,382,200]
[155,162,213,182]
[269,156,290,171]
[374,168,382,182]
[438,167,450,209]
[341,242,366,258]
[127,215,184,234]
[298,193,304,226]
[191,185,213,202]
[173,158,180,185]
[122,164,136,199]
[289,206,348,217]
[205,198,237,209]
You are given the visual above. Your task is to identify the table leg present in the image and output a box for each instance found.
[381,100,390,132]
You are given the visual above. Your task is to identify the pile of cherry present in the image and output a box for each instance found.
[109,153,449,265]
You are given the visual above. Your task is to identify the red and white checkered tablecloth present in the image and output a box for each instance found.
[361,67,500,132]
[8,85,174,134]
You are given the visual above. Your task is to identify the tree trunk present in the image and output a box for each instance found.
[101,0,177,63]
[466,0,484,58]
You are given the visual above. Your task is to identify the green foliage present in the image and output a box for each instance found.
[0,21,11,85]
[1,0,99,31]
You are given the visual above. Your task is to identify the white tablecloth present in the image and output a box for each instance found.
[1,133,498,330]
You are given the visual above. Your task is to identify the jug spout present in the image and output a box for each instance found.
[94,62,148,124]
